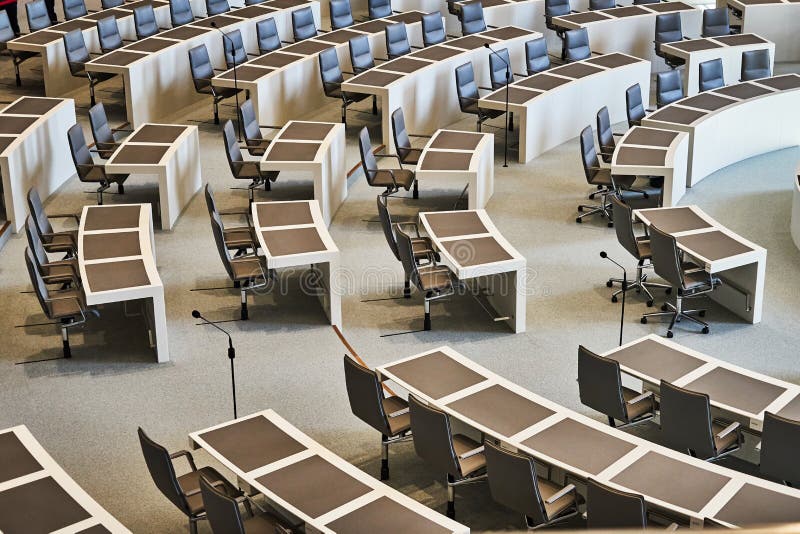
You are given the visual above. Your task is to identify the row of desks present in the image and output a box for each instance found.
[723,0,800,61]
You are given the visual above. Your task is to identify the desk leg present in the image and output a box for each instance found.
[519,113,530,164]
[712,259,765,324]
[149,292,170,362]
[483,268,526,333]
[470,139,494,209]
[317,259,341,329]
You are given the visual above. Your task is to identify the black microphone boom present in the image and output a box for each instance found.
[599,251,627,347]
[193,309,238,419]
[210,21,242,141]
[483,43,510,168]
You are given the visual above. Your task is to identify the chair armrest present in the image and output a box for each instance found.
[48,213,81,222]
[259,124,283,130]
[388,407,409,417]
[395,221,421,237]
[487,24,498,29]
[246,53,259,57]
[375,153,402,164]
[665,523,679,531]
[220,207,250,217]
[626,390,653,405]
[545,484,576,504]
[342,70,355,75]
[410,45,422,50]
[169,450,198,471]
[183,486,202,497]
[612,132,623,137]
[458,445,484,460]
[42,231,77,246]
[716,421,740,439]
[478,86,494,92]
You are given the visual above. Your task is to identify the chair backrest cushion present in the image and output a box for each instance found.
[207,0,230,15]
[655,13,682,45]
[62,0,88,20]
[349,35,374,73]
[545,0,570,19]
[408,394,461,477]
[67,123,94,181]
[97,16,123,52]
[223,28,247,68]
[611,196,642,261]
[318,47,343,96]
[137,428,191,515]
[648,224,685,288]
[63,29,90,74]
[702,7,729,37]
[376,194,401,260]
[368,0,392,19]
[656,69,683,107]
[199,475,245,534]
[134,5,159,38]
[421,11,445,46]
[88,103,116,159]
[385,22,410,58]
[625,83,645,126]
[330,0,354,29]
[698,58,724,92]
[460,1,486,35]
[578,345,627,422]
[489,47,512,89]
[579,125,599,181]
[586,478,647,528]
[292,6,317,41]
[390,107,413,163]
[27,0,52,31]
[660,380,716,458]
[525,37,550,74]
[170,0,194,27]
[485,442,548,525]
[454,61,478,112]
[343,355,392,435]
[565,28,590,62]
[238,99,262,146]
[595,105,614,161]
[741,49,771,81]
[760,412,800,485]
[256,17,281,53]
[188,44,213,91]
[589,0,614,10]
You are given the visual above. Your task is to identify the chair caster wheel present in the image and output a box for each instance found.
[575,218,582,223]
[665,287,672,294]
[611,295,617,303]
[702,326,709,334]
[646,300,654,307]
[666,330,673,338]
[699,310,706,317]
[589,194,596,200]
[607,222,614,228]
[606,280,613,287]
[643,193,649,199]
[578,206,584,212]
[661,304,668,311]
[640,317,647,324]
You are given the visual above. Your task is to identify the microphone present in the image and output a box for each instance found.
[192,309,234,357]
[483,42,510,82]
[599,250,625,271]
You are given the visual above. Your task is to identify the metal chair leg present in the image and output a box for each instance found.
[213,100,220,125]
[380,436,389,480]
[446,474,456,518]
[372,95,377,115]
[423,294,432,331]
[61,324,71,358]
[240,289,248,320]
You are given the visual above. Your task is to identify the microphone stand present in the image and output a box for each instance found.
[192,310,238,419]
[210,21,242,142]
[600,251,626,346]
[484,43,509,168]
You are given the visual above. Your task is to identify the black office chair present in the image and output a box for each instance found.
[329,0,354,29]
[422,11,446,46]
[204,183,257,256]
[349,34,375,73]
[564,27,591,62]
[741,49,771,81]
[222,29,249,69]
[62,0,88,20]
[390,107,425,172]
[237,99,279,157]
[641,225,720,336]
[292,6,317,41]
[188,44,240,124]
[170,0,197,27]
[654,13,686,69]
[589,0,614,8]
[318,47,373,125]
[222,120,277,201]
[358,127,415,196]
[760,412,800,487]
[385,22,412,59]
[455,61,505,132]
[659,380,742,461]
[656,69,684,108]
[595,106,619,164]
[256,17,282,54]
[377,195,435,279]
[27,188,79,256]
[67,124,129,204]
[626,83,650,127]
[368,0,393,19]
[63,30,116,106]
[0,11,38,87]
[544,0,572,59]
[489,47,512,89]
[459,1,487,35]
[26,0,52,31]
[586,479,677,530]
[525,37,550,74]
[701,7,732,37]
[199,476,291,534]
[698,58,724,92]
[206,0,230,15]
[485,441,579,529]
[25,216,80,289]
[134,4,162,39]
[97,16,124,54]
[88,102,132,159]
[102,0,124,8]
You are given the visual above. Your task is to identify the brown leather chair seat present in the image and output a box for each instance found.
[453,434,486,476]
[712,422,739,452]
[416,265,453,291]
[230,257,266,281]
[622,387,656,420]
[371,169,415,190]
[539,478,577,518]
[224,227,255,250]
[47,289,85,318]
[383,396,411,434]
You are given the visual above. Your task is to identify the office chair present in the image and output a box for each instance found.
[88,102,132,159]
[741,49,771,81]
[408,394,486,518]
[358,127,415,196]
[659,380,742,461]
[67,124,129,205]
[760,412,800,487]
[63,30,116,106]
[329,0,354,29]
[292,6,317,41]
[698,58,724,92]
[590,0,614,8]
[564,27,591,62]
[319,48,373,124]
[222,29,249,69]
[390,107,425,170]
[256,17,282,54]
[101,0,125,8]
[485,441,579,529]
[237,99,279,157]
[206,0,230,15]
[199,476,292,534]
[25,216,80,288]
[385,22,412,59]
[395,226,454,331]
[654,13,686,69]
[377,195,435,277]
[134,4,161,39]
[188,44,240,124]
[222,120,278,201]
[422,11,446,47]
[204,184,257,256]
[368,0,393,19]
[170,0,197,26]
[26,188,79,256]
[608,196,672,305]
[595,106,620,164]
[97,16,124,54]
[455,61,505,132]
[459,1,487,35]
[26,0,52,31]
[626,83,650,127]
[656,69,684,108]
[586,478,678,529]
[701,7,731,37]
[525,37,550,74]
[343,355,413,480]
[349,34,375,73]
[0,11,38,87]
[545,0,572,59]
[641,225,721,336]
[578,345,656,427]
[138,427,247,534]
[489,47,512,89]
[62,0,88,20]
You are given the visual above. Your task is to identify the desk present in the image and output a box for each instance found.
[0,425,130,533]
[376,346,800,528]
[419,209,525,332]
[478,53,650,163]
[259,121,346,227]
[659,33,774,96]
[78,203,168,362]
[550,2,703,72]
[416,130,494,209]
[189,409,469,533]
[642,74,800,186]
[611,126,689,207]
[723,0,800,62]
[633,205,766,324]
[104,123,201,230]
[0,97,75,234]
[342,26,538,153]
[252,200,341,327]
[792,173,800,251]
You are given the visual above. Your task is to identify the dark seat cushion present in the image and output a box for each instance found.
[178,466,242,515]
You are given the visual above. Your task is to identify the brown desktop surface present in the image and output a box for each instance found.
[425,210,488,238]
[124,37,176,53]
[585,52,641,69]
[0,136,14,154]
[79,525,112,533]
[447,384,555,437]
[121,0,168,9]
[82,231,141,261]
[51,19,95,31]
[190,14,240,28]
[430,130,483,151]
[281,40,333,56]
[606,5,649,17]
[713,82,774,100]
[624,127,680,147]
[316,29,362,44]
[280,121,335,141]
[648,105,706,125]
[516,73,571,92]
[251,51,301,69]
[83,205,141,231]
[198,415,306,472]
[265,141,321,161]
[607,338,705,382]
[82,8,129,20]
[387,10,425,23]
[383,351,486,400]
[411,45,462,61]
[558,11,609,24]
[757,74,800,91]
[128,124,186,144]
[776,395,800,421]
[714,33,767,46]
[85,259,150,292]
[255,455,372,518]
[0,432,42,484]
[266,0,310,8]
[91,50,147,66]
[676,230,753,261]
[3,97,61,116]
[442,236,513,266]
[637,207,713,234]
[679,92,737,111]
[616,146,667,167]
[735,0,781,5]
[217,65,273,81]
[381,57,431,74]
[0,476,92,534]
[326,496,452,534]
[12,30,62,45]
[261,227,326,256]
[257,202,314,227]
[667,39,723,52]
[231,4,276,17]
[714,483,800,526]
[351,19,391,34]
[446,35,496,50]
[481,26,531,40]
[420,151,472,171]
[349,70,403,87]
[644,1,695,11]
[110,144,169,165]
[683,367,786,415]
[0,116,37,134]
[158,26,211,40]
[549,62,604,79]
[484,86,540,104]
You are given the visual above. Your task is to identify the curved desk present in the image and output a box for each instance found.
[478,52,650,163]
[723,0,800,62]
[793,173,800,251]
[642,74,800,187]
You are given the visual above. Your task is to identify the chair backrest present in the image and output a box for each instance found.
[460,1,486,35]
[292,6,317,41]
[377,194,401,260]
[204,183,220,218]
[659,380,716,458]
[595,105,614,163]
[358,127,379,183]
[62,0,88,20]
[137,428,191,516]
[25,216,52,281]
[67,123,96,182]
[701,7,729,37]
[238,99,263,148]
[579,125,600,182]
[564,28,590,62]
[88,103,117,159]
[625,83,646,127]
[63,30,90,75]
[26,188,55,244]
[648,224,686,289]
[330,0,353,29]
[26,0,52,31]
[656,69,683,108]
[454,61,478,113]
[741,49,771,81]
[170,0,194,27]
[545,0,571,19]
[318,47,343,97]
[394,224,420,285]
[343,354,393,436]
[0,11,14,45]
[101,0,125,8]
[206,0,230,15]
[655,13,682,46]
[134,4,159,39]
[349,35,374,73]
[256,17,281,54]
[421,11,445,46]
[578,345,627,422]
[586,478,647,528]
[408,394,462,477]
[610,196,642,261]
[525,37,550,74]
[368,0,392,19]
[188,44,213,92]
[385,22,410,59]
[222,120,244,175]
[589,0,614,9]
[208,202,236,279]
[390,107,413,164]
[484,441,549,526]
[199,476,245,534]
[223,29,247,69]
[760,412,800,485]
[25,247,54,320]
[489,47,512,89]
[698,58,724,92]
[97,16,123,53]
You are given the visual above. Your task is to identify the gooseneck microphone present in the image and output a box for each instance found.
[192,309,238,419]
[210,21,242,141]
[599,251,627,346]
[483,43,510,168]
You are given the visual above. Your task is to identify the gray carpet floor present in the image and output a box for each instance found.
[1,46,799,533]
